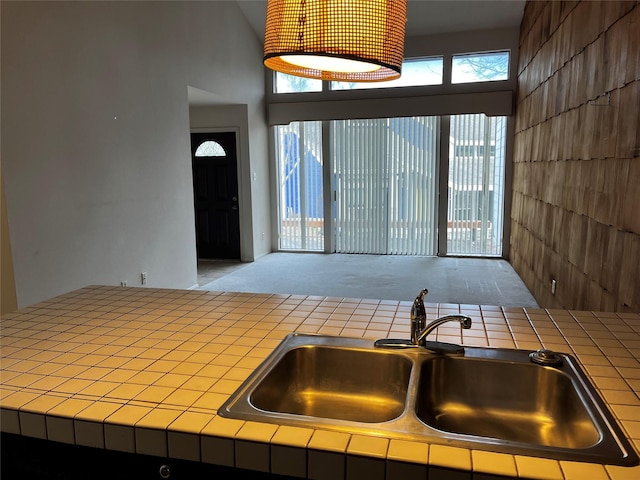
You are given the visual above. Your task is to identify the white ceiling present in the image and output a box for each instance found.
[236,0,525,40]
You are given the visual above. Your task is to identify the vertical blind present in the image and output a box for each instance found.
[332,117,439,255]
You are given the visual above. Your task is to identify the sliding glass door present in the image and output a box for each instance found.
[275,121,324,251]
[448,114,506,256]
[275,114,506,257]
[332,117,438,255]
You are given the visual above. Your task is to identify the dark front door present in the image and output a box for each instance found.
[190,132,240,259]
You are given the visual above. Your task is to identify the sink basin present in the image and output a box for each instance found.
[251,345,411,423]
[219,333,638,466]
[416,355,600,449]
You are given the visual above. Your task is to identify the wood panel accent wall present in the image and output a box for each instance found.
[511,0,639,312]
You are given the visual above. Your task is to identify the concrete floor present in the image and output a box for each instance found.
[197,253,539,307]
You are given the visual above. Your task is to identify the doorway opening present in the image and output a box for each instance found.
[190,132,240,260]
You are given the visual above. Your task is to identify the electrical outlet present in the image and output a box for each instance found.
[120,281,127,287]
[551,279,557,295]
[141,272,147,285]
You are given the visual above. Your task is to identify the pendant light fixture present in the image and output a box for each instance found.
[263,0,407,82]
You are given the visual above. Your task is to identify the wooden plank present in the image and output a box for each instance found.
[623,158,640,235]
[615,81,640,159]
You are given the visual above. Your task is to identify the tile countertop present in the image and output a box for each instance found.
[0,285,639,480]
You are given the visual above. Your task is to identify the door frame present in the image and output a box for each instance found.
[190,127,246,260]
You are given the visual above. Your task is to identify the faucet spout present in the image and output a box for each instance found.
[415,314,472,346]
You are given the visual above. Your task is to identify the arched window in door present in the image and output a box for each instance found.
[195,140,226,157]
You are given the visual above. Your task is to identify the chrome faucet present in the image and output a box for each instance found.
[410,288,472,347]
[374,288,472,354]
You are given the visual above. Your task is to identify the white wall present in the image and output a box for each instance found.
[1,1,268,307]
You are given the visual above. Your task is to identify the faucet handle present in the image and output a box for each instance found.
[411,288,429,319]
[410,288,429,345]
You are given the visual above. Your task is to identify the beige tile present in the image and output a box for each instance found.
[270,425,313,448]
[163,389,203,408]
[20,395,66,414]
[24,375,66,391]
[168,431,201,461]
[387,439,428,464]
[53,365,89,378]
[180,376,218,392]
[19,411,47,439]
[106,404,152,425]
[308,449,346,480]
[29,363,63,375]
[136,426,168,457]
[606,464,640,480]
[272,443,308,478]
[153,373,190,388]
[515,455,563,480]
[78,380,119,397]
[584,365,622,378]
[592,376,632,391]
[236,439,270,472]
[46,415,75,444]
[236,421,278,443]
[104,423,135,453]
[623,420,640,439]
[74,401,122,422]
[76,354,111,367]
[611,405,640,422]
[201,431,235,466]
[471,450,517,477]
[136,407,182,430]
[75,366,112,381]
[222,367,253,383]
[428,445,471,471]
[386,460,428,480]
[133,385,175,403]
[0,408,21,434]
[96,357,129,369]
[105,383,147,401]
[192,391,228,411]
[53,378,96,394]
[169,362,204,376]
[347,435,389,459]
[210,378,242,394]
[601,389,640,406]
[74,419,104,448]
[45,395,91,413]
[346,454,385,480]
[169,411,212,434]
[120,358,155,371]
[127,371,164,385]
[560,460,609,480]
[308,430,351,453]
[100,369,137,383]
[201,415,244,437]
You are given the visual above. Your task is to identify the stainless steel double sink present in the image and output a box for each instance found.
[219,333,638,466]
